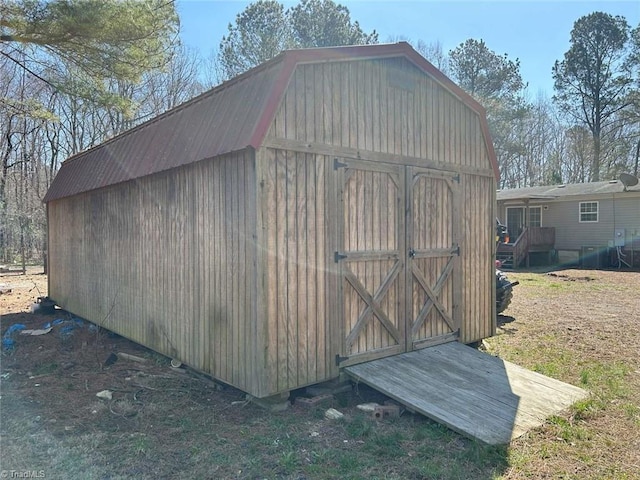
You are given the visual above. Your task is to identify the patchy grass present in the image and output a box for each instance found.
[487,268,640,479]
[1,268,639,479]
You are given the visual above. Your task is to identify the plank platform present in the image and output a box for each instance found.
[344,342,589,444]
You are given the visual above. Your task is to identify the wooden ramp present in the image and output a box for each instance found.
[344,342,589,444]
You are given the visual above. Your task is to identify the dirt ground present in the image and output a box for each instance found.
[487,268,640,479]
[0,268,401,479]
[492,268,640,369]
[1,266,639,479]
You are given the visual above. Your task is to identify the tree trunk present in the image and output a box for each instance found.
[20,221,25,275]
[635,139,639,178]
[591,133,601,182]
[1,126,14,264]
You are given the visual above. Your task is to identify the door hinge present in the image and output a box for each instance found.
[454,244,460,256]
[453,174,460,183]
[334,158,348,170]
[335,354,349,366]
[334,251,347,263]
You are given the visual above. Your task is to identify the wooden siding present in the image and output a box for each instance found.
[256,149,335,395]
[264,58,496,348]
[48,152,261,394]
[459,174,495,343]
[255,152,496,388]
[267,58,493,175]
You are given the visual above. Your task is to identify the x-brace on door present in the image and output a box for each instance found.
[335,160,460,366]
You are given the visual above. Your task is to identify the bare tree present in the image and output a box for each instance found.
[414,39,450,75]
[136,45,205,120]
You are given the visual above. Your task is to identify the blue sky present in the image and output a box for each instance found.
[177,0,640,96]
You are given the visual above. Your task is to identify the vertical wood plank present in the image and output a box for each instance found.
[322,64,332,145]
[418,75,426,160]
[236,156,246,386]
[284,152,297,388]
[247,152,258,390]
[429,79,436,162]
[210,161,220,376]
[295,154,307,385]
[202,163,211,374]
[379,62,389,154]
[304,154,317,382]
[232,156,241,385]
[299,65,310,144]
[262,149,280,393]
[332,63,341,145]
[340,63,350,148]
[313,65,324,145]
[317,156,329,379]
[274,151,288,391]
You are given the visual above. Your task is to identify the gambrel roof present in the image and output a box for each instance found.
[44,42,498,203]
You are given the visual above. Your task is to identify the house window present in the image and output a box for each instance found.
[579,201,598,223]
[529,207,542,227]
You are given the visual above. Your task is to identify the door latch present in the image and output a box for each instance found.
[408,248,416,258]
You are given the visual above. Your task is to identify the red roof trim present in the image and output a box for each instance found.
[478,116,499,180]
[248,53,298,148]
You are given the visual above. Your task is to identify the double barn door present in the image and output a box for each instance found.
[336,159,460,366]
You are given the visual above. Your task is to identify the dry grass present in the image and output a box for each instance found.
[486,269,640,479]
[1,267,639,479]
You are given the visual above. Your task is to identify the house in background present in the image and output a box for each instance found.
[496,179,640,269]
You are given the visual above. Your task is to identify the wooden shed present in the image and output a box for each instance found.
[44,42,499,399]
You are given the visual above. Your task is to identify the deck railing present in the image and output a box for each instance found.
[528,227,555,248]
[512,228,530,268]
[498,227,556,268]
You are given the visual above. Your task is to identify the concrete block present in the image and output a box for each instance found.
[373,405,400,420]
